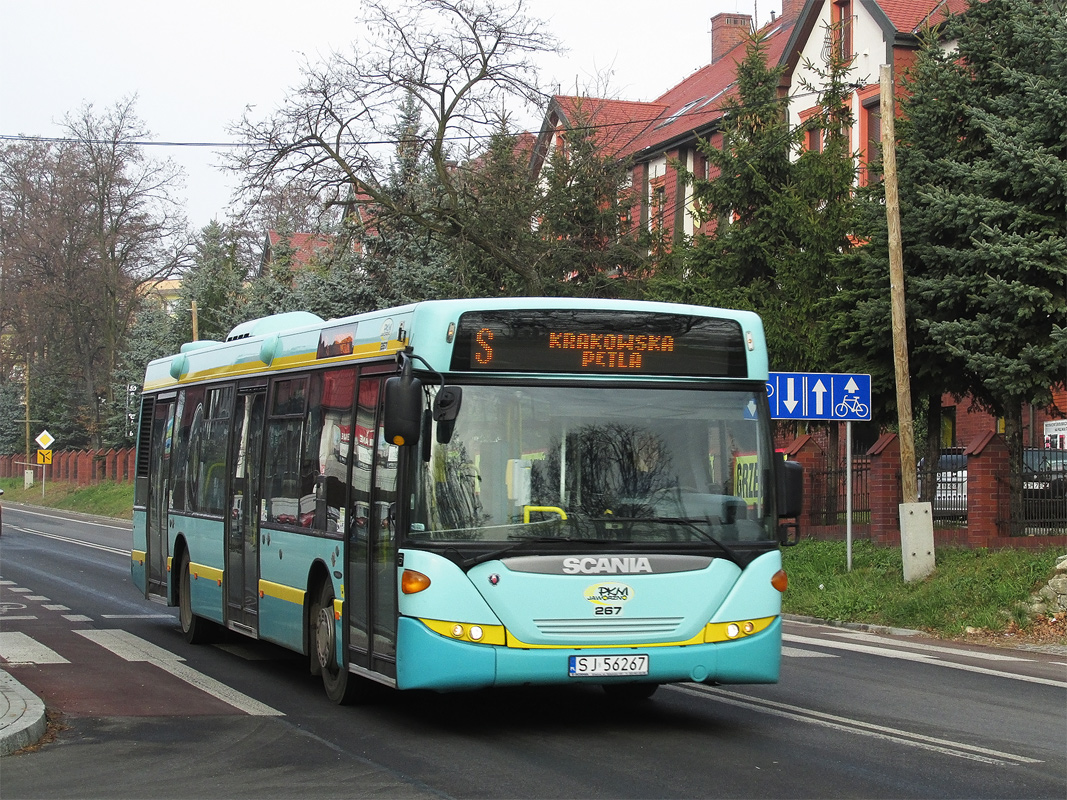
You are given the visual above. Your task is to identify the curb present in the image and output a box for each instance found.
[0,669,47,757]
[783,613,923,637]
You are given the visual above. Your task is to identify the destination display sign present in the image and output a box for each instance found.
[449,310,748,377]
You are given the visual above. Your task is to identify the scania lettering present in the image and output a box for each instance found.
[131,298,802,703]
[564,556,654,574]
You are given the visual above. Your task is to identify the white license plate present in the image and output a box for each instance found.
[568,654,649,677]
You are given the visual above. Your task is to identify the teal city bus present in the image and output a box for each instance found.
[132,298,801,702]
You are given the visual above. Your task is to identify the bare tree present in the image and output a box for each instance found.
[0,98,189,447]
[230,0,559,294]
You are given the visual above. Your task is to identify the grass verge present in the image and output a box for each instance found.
[1,477,134,520]
[782,539,1064,639]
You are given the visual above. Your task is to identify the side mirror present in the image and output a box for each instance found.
[433,386,462,444]
[433,386,462,421]
[776,456,803,519]
[383,373,424,447]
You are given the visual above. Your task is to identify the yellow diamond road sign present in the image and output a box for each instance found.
[35,430,54,449]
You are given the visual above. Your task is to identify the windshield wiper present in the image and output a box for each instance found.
[463,536,623,569]
[604,516,740,562]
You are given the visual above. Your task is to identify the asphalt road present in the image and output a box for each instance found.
[1,503,1065,799]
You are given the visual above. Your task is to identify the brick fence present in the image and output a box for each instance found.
[0,448,137,486]
[787,432,1066,550]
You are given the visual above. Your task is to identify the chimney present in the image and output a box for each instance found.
[710,12,752,63]
[779,0,801,20]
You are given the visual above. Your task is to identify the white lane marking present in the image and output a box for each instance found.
[63,615,93,623]
[19,528,128,557]
[74,629,282,717]
[42,605,71,612]
[25,596,49,601]
[101,614,173,620]
[8,588,30,593]
[674,684,1043,766]
[0,581,15,585]
[825,629,1035,662]
[7,507,130,531]
[782,646,837,658]
[0,631,70,664]
[0,616,37,621]
[784,633,1067,688]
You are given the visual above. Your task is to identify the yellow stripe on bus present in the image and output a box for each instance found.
[143,340,407,391]
[190,562,224,585]
[258,579,306,606]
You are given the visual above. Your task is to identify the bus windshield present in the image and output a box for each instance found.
[409,383,777,546]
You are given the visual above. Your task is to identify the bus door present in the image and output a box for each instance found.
[145,392,177,600]
[347,372,399,677]
[227,381,267,632]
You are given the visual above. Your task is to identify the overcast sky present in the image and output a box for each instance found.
[1,0,776,229]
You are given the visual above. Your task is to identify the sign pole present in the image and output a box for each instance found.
[846,421,853,571]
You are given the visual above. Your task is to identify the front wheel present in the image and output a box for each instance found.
[310,581,361,704]
[178,551,214,644]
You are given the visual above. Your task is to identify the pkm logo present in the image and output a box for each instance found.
[584,582,633,605]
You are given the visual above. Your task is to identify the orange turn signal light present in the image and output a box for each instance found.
[401,569,431,594]
[771,569,788,593]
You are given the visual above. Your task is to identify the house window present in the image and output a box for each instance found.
[832,0,854,61]
[799,106,824,153]
[807,127,823,153]
[861,92,882,185]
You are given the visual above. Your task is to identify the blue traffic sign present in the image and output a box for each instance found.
[767,372,871,421]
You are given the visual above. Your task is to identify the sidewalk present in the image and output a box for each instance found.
[0,668,46,757]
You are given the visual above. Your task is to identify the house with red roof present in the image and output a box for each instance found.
[532,0,966,245]
[260,230,340,277]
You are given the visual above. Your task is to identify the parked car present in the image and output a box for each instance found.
[918,449,968,518]
[1023,448,1067,522]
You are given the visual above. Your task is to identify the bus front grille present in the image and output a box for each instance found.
[533,617,685,638]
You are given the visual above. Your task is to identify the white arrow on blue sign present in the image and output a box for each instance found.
[767,372,871,421]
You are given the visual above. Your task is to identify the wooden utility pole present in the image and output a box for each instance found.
[882,64,934,581]
[191,300,200,342]
[881,64,918,503]
[24,358,30,468]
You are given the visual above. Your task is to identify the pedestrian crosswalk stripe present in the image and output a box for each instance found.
[0,631,70,664]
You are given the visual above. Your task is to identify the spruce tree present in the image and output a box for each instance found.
[901,0,1067,520]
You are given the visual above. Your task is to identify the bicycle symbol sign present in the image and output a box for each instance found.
[766,372,871,421]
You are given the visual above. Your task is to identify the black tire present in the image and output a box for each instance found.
[178,550,214,644]
[311,581,360,704]
[602,682,659,701]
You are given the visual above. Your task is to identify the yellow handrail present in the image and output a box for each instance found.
[523,505,568,523]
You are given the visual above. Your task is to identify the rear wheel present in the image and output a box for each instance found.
[602,682,659,701]
[178,550,214,644]
[310,581,361,704]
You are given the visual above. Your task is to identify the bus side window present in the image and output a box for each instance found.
[191,385,233,518]
[265,376,309,526]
